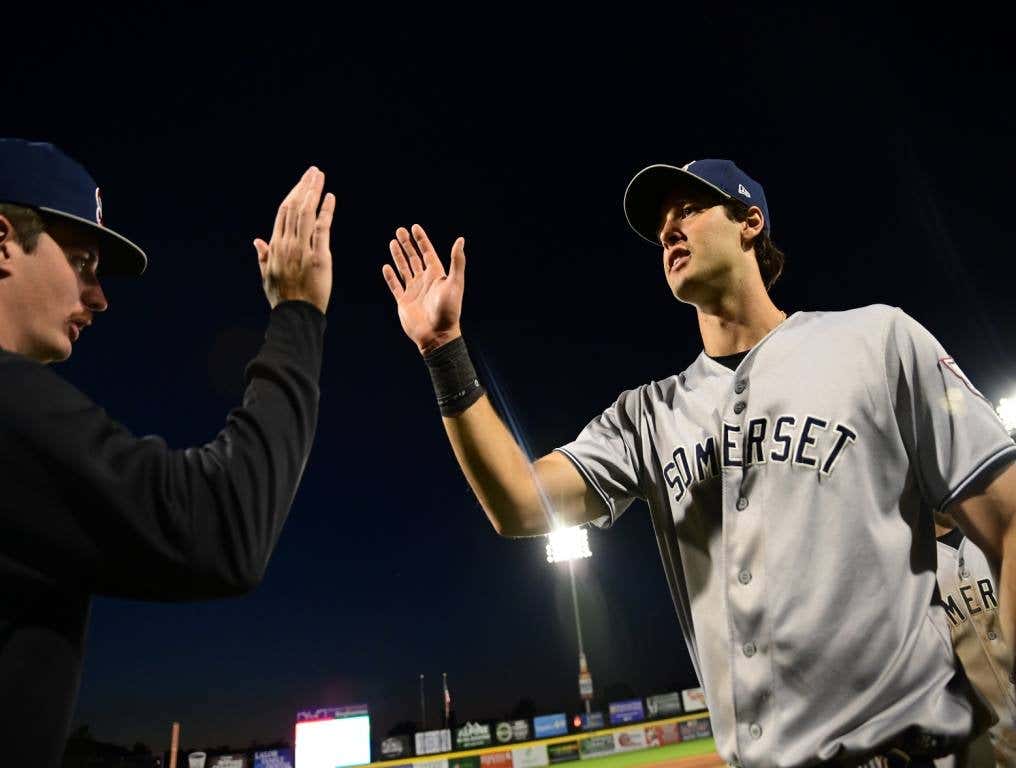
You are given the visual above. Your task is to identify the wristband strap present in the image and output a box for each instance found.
[424,336,486,416]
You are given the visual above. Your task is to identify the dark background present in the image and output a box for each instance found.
[5,7,1015,754]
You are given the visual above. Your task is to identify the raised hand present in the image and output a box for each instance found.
[254,166,335,314]
[382,224,465,354]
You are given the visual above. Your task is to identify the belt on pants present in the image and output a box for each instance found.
[819,753,937,768]
[727,754,939,768]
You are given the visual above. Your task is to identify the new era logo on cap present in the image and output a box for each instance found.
[623,158,771,246]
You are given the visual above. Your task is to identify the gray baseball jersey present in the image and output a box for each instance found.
[555,305,1016,768]
[936,530,1016,766]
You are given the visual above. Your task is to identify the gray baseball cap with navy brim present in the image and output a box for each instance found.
[0,138,147,276]
[623,158,771,246]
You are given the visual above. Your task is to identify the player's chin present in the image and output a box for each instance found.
[667,273,697,303]
[47,334,74,364]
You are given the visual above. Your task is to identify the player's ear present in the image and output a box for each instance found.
[0,215,15,266]
[740,206,765,250]
[0,214,13,249]
[0,214,28,278]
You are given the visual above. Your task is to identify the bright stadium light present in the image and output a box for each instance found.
[998,396,1016,434]
[546,526,592,564]
[545,526,595,715]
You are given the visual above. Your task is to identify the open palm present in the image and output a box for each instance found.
[382,224,466,354]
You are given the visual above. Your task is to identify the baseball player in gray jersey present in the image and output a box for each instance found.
[381,159,1016,768]
[933,510,1016,767]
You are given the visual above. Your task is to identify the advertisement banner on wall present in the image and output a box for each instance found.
[490,720,531,744]
[680,688,707,713]
[380,736,414,760]
[449,757,480,768]
[612,730,646,752]
[547,742,580,764]
[645,692,683,719]
[578,735,614,759]
[253,749,295,768]
[455,722,493,750]
[208,756,248,768]
[415,729,453,756]
[511,745,549,768]
[576,712,605,732]
[678,718,712,742]
[608,699,645,725]
[413,759,449,768]
[644,722,681,747]
[479,751,513,768]
[533,714,568,739]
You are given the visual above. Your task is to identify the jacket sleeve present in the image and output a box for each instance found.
[0,300,325,600]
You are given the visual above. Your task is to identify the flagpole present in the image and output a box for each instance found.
[420,673,426,730]
[442,672,450,728]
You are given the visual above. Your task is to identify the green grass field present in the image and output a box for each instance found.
[576,740,717,768]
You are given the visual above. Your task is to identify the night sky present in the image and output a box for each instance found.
[6,7,1015,754]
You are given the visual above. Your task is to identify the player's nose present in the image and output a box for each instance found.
[658,212,685,247]
[82,277,109,313]
[659,225,684,250]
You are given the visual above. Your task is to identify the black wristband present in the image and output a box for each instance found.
[424,336,486,416]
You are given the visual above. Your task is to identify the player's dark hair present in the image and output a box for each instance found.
[721,199,785,291]
[0,203,46,252]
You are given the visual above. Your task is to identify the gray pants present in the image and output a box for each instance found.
[932,729,995,768]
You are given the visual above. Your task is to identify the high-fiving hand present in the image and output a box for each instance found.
[254,166,335,315]
[382,224,466,355]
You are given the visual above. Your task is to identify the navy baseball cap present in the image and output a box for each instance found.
[0,138,147,276]
[623,159,770,246]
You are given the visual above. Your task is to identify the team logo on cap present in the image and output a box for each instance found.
[738,183,751,198]
[95,187,104,226]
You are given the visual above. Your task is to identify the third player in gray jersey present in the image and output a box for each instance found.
[381,158,1016,767]
[933,511,1016,767]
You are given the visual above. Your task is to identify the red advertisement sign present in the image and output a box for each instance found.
[480,752,513,768]
[644,723,681,747]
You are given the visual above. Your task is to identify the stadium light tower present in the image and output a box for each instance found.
[546,526,595,715]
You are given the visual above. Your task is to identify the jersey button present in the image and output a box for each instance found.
[734,380,747,394]
[960,567,970,579]
[743,641,757,657]
[749,723,762,740]
[738,569,752,585]
[988,631,998,641]
[736,496,749,511]
[733,401,746,414]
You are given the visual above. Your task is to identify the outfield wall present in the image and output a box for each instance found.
[365,712,715,768]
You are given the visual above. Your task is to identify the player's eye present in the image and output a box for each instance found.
[69,253,95,273]
[680,205,698,219]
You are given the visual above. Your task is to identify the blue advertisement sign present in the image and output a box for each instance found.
[533,713,568,738]
[253,749,294,768]
[578,712,605,731]
[608,699,645,725]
